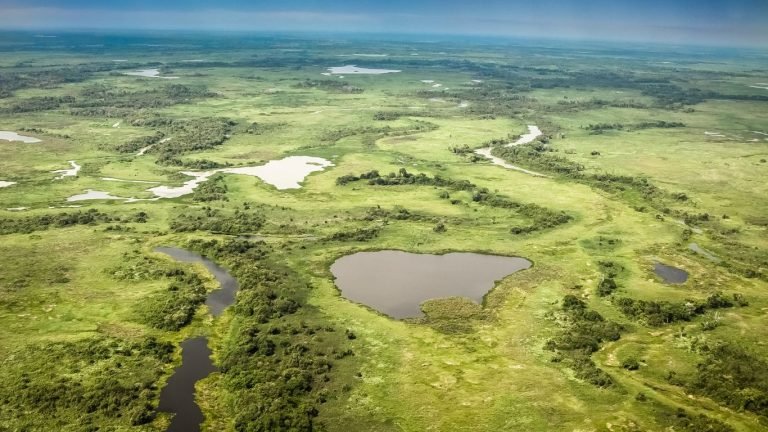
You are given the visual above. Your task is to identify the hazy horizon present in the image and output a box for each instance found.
[0,0,766,47]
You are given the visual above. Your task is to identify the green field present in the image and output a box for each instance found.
[1,32,767,431]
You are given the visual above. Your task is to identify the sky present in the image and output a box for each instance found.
[0,0,766,46]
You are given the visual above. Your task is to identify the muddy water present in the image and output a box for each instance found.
[331,251,531,318]
[155,247,239,432]
[654,262,689,284]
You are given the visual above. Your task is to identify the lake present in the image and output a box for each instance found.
[331,251,531,318]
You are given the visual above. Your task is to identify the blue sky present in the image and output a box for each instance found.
[0,0,765,46]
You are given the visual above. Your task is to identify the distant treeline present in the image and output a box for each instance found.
[1,83,215,116]
[583,121,686,134]
[0,64,119,98]
[292,79,363,94]
[318,120,438,147]
[70,84,216,117]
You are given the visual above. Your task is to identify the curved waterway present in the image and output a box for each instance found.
[157,337,217,432]
[331,251,531,319]
[155,247,238,316]
[474,125,548,177]
[155,247,239,432]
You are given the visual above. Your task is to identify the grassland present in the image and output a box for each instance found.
[0,32,767,431]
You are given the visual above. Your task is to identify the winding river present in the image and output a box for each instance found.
[155,247,239,432]
[474,125,548,177]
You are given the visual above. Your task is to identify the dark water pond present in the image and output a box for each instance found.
[654,262,689,284]
[155,246,238,316]
[155,247,239,432]
[330,251,531,319]
[157,337,217,432]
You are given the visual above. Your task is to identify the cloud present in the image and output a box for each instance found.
[0,7,376,30]
[0,5,764,46]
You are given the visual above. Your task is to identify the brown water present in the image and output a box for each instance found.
[330,251,531,318]
[154,247,238,432]
[654,262,689,284]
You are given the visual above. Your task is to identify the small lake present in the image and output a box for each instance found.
[327,65,401,74]
[124,68,179,79]
[66,156,334,202]
[148,156,334,199]
[330,251,531,319]
[155,247,239,432]
[654,262,689,284]
[0,131,41,143]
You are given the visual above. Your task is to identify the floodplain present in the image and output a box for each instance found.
[0,31,766,432]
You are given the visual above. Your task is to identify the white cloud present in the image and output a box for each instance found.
[0,6,764,46]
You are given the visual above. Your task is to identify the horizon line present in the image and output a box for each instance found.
[2,27,766,51]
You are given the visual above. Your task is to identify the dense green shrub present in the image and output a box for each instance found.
[688,343,768,418]
[546,295,622,387]
[193,173,229,202]
[614,292,738,327]
[0,336,173,430]
[327,226,381,242]
[138,272,207,331]
[597,277,618,297]
[170,207,264,234]
[0,209,146,235]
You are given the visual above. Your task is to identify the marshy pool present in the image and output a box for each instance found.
[330,251,531,319]
[654,262,689,284]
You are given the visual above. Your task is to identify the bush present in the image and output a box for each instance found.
[614,292,738,327]
[622,357,640,370]
[171,207,264,234]
[0,336,173,429]
[597,277,617,297]
[137,272,207,331]
[547,295,622,387]
[0,209,143,235]
[688,343,768,418]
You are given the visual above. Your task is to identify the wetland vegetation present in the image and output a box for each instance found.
[0,30,766,432]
